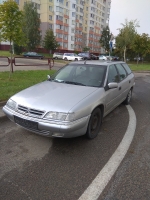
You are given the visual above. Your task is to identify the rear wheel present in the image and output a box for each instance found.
[124,89,132,105]
[75,58,78,61]
[64,57,68,60]
[86,108,102,139]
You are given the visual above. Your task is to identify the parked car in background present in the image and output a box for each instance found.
[23,52,44,59]
[3,61,135,139]
[78,52,92,60]
[91,54,99,60]
[53,52,64,59]
[111,56,120,61]
[134,57,142,61]
[99,55,107,60]
[63,53,83,61]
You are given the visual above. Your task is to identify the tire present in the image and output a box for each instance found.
[75,58,78,61]
[64,57,68,60]
[124,89,132,105]
[86,108,102,139]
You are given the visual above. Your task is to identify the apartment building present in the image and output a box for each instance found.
[1,0,111,54]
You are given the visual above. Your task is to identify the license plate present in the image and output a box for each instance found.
[14,116,38,130]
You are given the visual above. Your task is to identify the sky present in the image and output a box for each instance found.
[109,0,150,36]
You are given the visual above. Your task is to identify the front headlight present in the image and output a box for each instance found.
[44,111,75,122]
[6,99,17,110]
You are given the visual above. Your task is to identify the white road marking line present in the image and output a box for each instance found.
[78,105,136,200]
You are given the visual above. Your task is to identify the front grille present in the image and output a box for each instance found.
[14,116,50,136]
[17,105,45,118]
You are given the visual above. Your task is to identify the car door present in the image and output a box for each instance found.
[104,64,123,115]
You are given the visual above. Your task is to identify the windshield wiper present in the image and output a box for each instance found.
[64,81,86,86]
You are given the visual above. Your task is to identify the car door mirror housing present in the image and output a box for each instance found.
[108,82,118,89]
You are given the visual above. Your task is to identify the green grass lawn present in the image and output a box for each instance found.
[128,63,150,71]
[0,70,56,101]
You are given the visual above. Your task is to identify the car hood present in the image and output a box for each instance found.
[11,81,99,112]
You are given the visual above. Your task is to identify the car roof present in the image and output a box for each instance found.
[70,60,126,66]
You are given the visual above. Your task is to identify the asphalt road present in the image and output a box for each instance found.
[0,72,150,200]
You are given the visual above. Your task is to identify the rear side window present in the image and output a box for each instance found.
[115,64,127,81]
[122,63,132,74]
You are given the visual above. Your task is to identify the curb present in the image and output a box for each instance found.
[133,71,150,73]
[0,101,6,107]
[0,101,6,119]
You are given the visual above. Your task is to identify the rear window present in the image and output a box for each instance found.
[122,63,132,74]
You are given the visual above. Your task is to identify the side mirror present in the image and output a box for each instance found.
[108,82,118,89]
[47,75,51,80]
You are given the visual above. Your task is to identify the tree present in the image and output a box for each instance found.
[0,0,25,73]
[99,26,112,54]
[115,19,139,62]
[42,29,59,54]
[22,2,41,51]
[131,33,150,64]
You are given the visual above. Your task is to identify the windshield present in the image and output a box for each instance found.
[51,64,107,87]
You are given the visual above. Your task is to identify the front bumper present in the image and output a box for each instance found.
[3,106,90,138]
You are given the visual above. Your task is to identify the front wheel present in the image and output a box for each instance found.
[124,89,132,105]
[75,58,78,61]
[86,108,102,139]
[64,57,68,60]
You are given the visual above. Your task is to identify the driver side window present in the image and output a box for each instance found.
[108,65,119,83]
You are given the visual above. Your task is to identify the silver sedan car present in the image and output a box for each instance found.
[3,61,135,139]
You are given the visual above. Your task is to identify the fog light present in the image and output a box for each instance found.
[52,133,64,137]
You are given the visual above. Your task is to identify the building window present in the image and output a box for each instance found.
[63,43,68,48]
[63,35,68,40]
[72,4,76,8]
[71,36,74,41]
[49,6,53,11]
[72,12,76,17]
[56,15,63,21]
[71,44,74,49]
[56,33,63,38]
[65,19,68,24]
[80,8,83,12]
[56,6,63,13]
[56,24,64,30]
[49,24,53,29]
[90,20,94,25]
[49,15,52,20]
[71,28,75,33]
[64,26,69,32]
[80,16,83,20]
[15,0,19,4]
[72,20,75,25]
[91,14,94,18]
[58,42,63,47]
[57,0,64,3]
